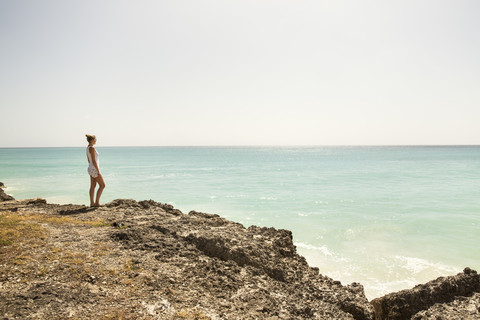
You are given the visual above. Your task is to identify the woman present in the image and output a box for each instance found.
[86,134,106,207]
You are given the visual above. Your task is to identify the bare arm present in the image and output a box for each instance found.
[89,147,101,175]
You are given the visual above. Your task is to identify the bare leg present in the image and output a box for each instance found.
[94,175,106,206]
[89,176,97,207]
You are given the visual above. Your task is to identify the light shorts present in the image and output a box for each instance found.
[88,166,99,178]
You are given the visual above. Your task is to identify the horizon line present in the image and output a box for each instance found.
[1,144,480,149]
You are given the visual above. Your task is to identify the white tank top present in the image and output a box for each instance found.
[86,145,99,168]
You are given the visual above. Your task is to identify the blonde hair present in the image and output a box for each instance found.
[86,134,96,143]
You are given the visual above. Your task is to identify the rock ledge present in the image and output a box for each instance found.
[0,194,479,319]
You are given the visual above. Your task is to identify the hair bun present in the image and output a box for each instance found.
[86,134,96,143]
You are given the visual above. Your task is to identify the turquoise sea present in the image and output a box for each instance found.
[1,146,479,299]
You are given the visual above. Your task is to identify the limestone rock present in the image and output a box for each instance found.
[0,197,375,319]
[412,292,480,319]
[2,195,479,320]
[371,268,480,320]
[0,182,14,201]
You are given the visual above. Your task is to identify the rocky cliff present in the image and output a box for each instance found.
[0,197,374,319]
[0,189,479,319]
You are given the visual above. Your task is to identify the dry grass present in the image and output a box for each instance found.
[0,211,108,240]
[0,211,109,281]
[0,211,46,247]
[0,211,107,258]
[51,311,137,320]
[13,213,109,227]
[174,310,211,320]
[0,210,211,319]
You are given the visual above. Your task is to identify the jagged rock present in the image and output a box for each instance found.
[26,198,47,205]
[412,292,480,319]
[0,191,14,201]
[371,268,480,320]
[2,196,478,320]
[106,200,375,319]
[58,205,94,215]
[106,198,142,208]
[106,198,183,216]
[0,182,14,201]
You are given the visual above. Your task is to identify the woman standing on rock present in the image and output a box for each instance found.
[86,134,105,207]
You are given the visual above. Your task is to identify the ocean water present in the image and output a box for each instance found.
[1,146,479,299]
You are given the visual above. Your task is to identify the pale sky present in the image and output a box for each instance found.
[1,0,479,147]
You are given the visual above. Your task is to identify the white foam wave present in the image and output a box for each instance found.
[295,242,334,256]
[365,278,418,300]
[393,255,458,274]
[259,196,277,200]
[225,194,248,198]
